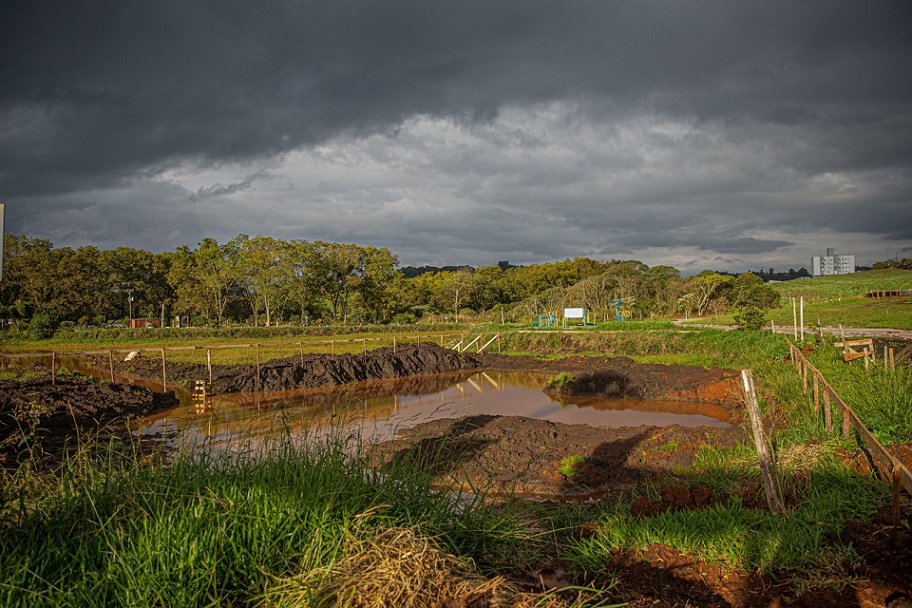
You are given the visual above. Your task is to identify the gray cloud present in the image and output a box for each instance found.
[1,1,911,272]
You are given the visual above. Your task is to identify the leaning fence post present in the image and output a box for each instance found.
[109,350,115,383]
[207,348,213,385]
[741,369,785,514]
[299,341,304,368]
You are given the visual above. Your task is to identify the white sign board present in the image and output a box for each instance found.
[563,307,585,319]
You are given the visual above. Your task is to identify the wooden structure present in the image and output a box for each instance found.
[834,338,874,363]
[787,341,911,523]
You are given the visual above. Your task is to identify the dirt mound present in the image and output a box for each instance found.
[367,414,744,498]
[89,344,483,394]
[219,344,482,393]
[0,378,179,467]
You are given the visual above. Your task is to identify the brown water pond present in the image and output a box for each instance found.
[135,371,730,449]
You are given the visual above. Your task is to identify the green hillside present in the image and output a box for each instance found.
[770,269,912,299]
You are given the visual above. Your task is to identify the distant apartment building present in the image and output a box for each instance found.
[811,248,855,277]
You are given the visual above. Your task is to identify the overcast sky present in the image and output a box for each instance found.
[2,1,911,274]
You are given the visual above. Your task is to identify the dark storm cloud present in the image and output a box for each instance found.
[1,0,911,268]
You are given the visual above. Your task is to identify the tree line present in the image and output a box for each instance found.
[1,233,782,333]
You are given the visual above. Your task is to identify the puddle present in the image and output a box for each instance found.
[135,371,730,449]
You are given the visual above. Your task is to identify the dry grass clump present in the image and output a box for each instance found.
[262,525,603,608]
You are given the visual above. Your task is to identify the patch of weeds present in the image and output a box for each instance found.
[659,440,680,453]
[559,455,586,477]
[547,372,574,389]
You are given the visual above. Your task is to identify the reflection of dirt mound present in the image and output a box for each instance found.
[483,354,741,407]
[217,371,480,412]
[0,378,179,466]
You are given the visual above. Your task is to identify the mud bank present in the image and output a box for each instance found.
[0,378,179,466]
[366,414,744,498]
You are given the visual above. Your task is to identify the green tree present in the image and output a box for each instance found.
[356,246,400,322]
[237,235,292,327]
[168,237,242,325]
[730,273,780,310]
[688,271,733,316]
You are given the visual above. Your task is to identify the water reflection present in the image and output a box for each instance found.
[136,371,729,451]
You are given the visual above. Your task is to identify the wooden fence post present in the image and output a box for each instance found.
[161,348,167,391]
[823,389,832,433]
[207,348,213,385]
[813,373,820,413]
[331,340,335,356]
[255,344,260,392]
[741,369,785,514]
[893,465,903,525]
[51,351,56,386]
[842,406,851,436]
[393,337,397,354]
[363,338,367,355]
[299,342,304,368]
[109,350,115,383]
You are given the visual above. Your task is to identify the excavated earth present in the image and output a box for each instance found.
[0,377,178,467]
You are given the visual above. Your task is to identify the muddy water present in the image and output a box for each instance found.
[135,371,729,450]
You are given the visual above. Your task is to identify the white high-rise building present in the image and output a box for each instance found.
[811,248,855,277]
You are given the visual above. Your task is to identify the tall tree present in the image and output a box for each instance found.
[237,235,292,327]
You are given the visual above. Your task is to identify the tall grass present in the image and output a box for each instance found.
[804,343,912,444]
[0,430,527,607]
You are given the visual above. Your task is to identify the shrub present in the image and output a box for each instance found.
[733,308,766,330]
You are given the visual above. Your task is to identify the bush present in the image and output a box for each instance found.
[28,309,60,339]
[733,308,766,330]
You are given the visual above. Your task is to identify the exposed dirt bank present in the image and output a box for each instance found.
[0,378,178,467]
[366,414,743,497]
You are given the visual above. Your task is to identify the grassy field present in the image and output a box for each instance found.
[689,269,912,330]
[770,268,912,299]
[1,326,907,606]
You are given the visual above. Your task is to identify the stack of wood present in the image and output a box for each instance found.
[834,338,874,362]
